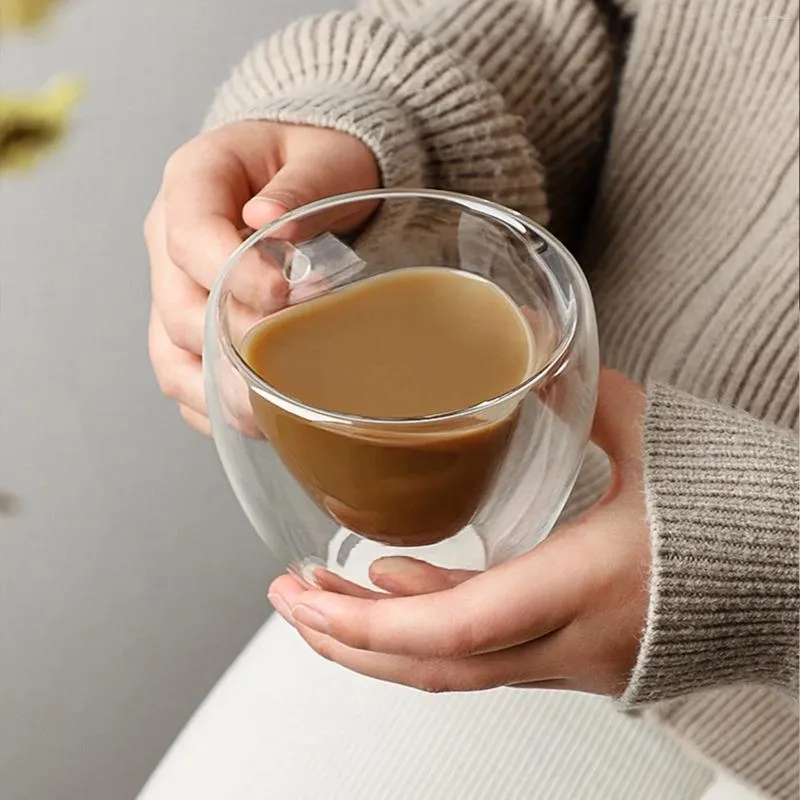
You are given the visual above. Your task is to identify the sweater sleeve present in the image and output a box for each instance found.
[204,0,618,240]
[623,383,799,706]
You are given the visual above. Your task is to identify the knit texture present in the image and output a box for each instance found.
[205,0,800,796]
[204,10,550,225]
[629,384,799,704]
[657,686,800,800]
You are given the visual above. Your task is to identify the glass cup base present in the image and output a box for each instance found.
[292,526,487,590]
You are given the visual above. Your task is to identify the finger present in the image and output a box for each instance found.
[162,145,246,287]
[162,144,287,312]
[148,194,208,355]
[518,324,643,470]
[275,573,591,691]
[270,572,308,601]
[283,535,584,659]
[294,622,570,693]
[312,569,387,599]
[243,147,378,242]
[368,557,477,596]
[155,262,207,356]
[272,561,463,603]
[308,562,471,599]
[179,405,212,436]
[149,310,207,415]
[270,573,324,621]
[590,368,645,466]
[214,354,265,440]
[225,295,268,350]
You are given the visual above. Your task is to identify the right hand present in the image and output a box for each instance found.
[145,121,381,435]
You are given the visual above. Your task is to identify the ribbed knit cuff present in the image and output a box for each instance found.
[205,80,425,195]
[203,11,548,223]
[623,383,799,706]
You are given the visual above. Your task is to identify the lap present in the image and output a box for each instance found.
[140,615,714,800]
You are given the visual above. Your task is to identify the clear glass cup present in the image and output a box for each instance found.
[204,189,598,589]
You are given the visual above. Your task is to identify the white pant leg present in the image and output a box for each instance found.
[139,615,713,800]
[701,774,768,800]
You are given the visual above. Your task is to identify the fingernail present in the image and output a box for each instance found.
[268,592,291,622]
[370,556,424,577]
[292,604,330,634]
[252,197,289,214]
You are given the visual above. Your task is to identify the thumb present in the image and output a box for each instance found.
[243,163,314,229]
[242,137,380,238]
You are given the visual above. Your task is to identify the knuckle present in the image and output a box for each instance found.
[160,305,200,354]
[143,208,158,242]
[179,406,210,435]
[308,633,334,662]
[165,224,196,268]
[148,314,188,403]
[163,143,192,181]
[149,344,184,403]
[148,316,168,366]
[156,368,184,403]
[164,136,219,182]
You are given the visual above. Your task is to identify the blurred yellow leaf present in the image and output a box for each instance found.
[0,76,84,173]
[0,0,60,31]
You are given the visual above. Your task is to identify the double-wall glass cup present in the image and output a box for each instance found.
[204,190,598,589]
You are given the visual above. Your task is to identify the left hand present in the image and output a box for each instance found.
[268,369,651,697]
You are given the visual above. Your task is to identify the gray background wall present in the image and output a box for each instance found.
[0,1,332,797]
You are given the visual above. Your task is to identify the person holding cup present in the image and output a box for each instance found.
[144,1,799,798]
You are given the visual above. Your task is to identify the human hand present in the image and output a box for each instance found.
[268,369,651,697]
[145,121,380,434]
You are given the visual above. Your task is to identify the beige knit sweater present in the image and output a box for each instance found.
[205,0,799,797]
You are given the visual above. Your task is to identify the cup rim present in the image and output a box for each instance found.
[211,188,590,428]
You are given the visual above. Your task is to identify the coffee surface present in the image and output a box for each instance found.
[242,267,534,546]
[244,267,533,417]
